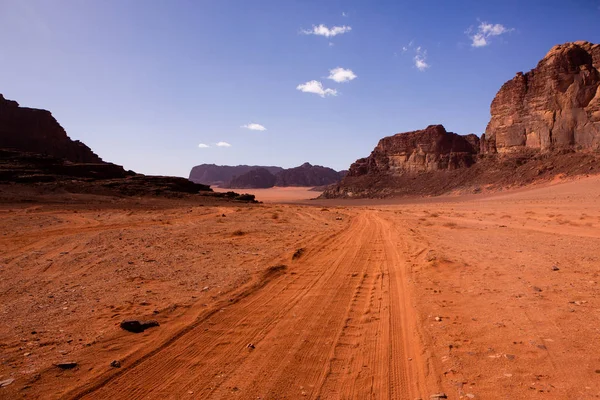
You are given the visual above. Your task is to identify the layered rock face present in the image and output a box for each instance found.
[347,125,480,178]
[0,94,103,163]
[484,41,600,153]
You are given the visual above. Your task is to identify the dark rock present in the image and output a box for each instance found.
[55,362,78,369]
[0,94,102,163]
[110,360,121,368]
[120,319,160,333]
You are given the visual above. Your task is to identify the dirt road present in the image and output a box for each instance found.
[2,176,600,399]
[63,211,434,399]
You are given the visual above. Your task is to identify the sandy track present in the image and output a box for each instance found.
[62,211,432,399]
[2,176,600,399]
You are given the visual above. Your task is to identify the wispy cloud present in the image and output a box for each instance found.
[342,12,347,17]
[467,21,513,47]
[400,41,430,71]
[414,47,429,71]
[301,24,352,38]
[241,123,267,131]
[198,143,210,148]
[327,67,357,83]
[296,80,338,97]
[216,141,231,147]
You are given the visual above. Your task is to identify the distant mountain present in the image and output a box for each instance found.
[224,168,277,189]
[189,164,284,186]
[207,162,346,189]
[275,162,344,187]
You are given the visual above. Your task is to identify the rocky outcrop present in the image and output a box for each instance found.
[189,164,283,186]
[225,168,277,189]
[275,162,343,187]
[484,41,600,153]
[0,94,103,163]
[346,125,480,178]
[192,162,345,188]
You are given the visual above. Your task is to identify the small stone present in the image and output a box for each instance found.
[56,361,78,369]
[504,354,516,360]
[430,394,447,399]
[247,343,255,349]
[552,265,560,271]
[466,394,475,399]
[532,286,542,292]
[435,316,442,322]
[110,360,121,368]
[0,378,15,387]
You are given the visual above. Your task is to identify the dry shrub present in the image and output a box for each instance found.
[292,248,305,260]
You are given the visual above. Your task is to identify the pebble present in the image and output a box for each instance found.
[435,316,442,322]
[0,378,15,387]
[552,265,560,271]
[110,360,121,368]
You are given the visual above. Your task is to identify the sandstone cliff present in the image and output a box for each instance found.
[484,41,600,153]
[323,41,600,198]
[0,94,103,163]
[347,125,480,177]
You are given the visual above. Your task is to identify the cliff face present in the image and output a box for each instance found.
[484,41,600,153]
[0,94,103,163]
[347,125,480,178]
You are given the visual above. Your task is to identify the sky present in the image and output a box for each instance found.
[1,0,599,177]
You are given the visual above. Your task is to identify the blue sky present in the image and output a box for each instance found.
[1,1,599,177]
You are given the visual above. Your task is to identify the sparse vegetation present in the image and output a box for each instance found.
[292,248,305,260]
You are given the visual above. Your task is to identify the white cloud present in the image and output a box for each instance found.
[198,143,210,148]
[216,141,231,147]
[301,24,352,38]
[468,22,513,47]
[342,12,347,17]
[296,80,338,97]
[241,123,267,131]
[327,67,357,83]
[414,47,429,71]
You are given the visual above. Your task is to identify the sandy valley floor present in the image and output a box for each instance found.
[1,176,600,399]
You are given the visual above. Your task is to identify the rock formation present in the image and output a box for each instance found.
[0,94,257,201]
[323,41,600,198]
[275,162,343,187]
[191,162,345,188]
[189,164,283,186]
[484,41,600,153]
[0,94,103,163]
[225,168,277,189]
[346,125,480,178]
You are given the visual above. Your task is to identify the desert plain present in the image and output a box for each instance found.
[1,176,600,400]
